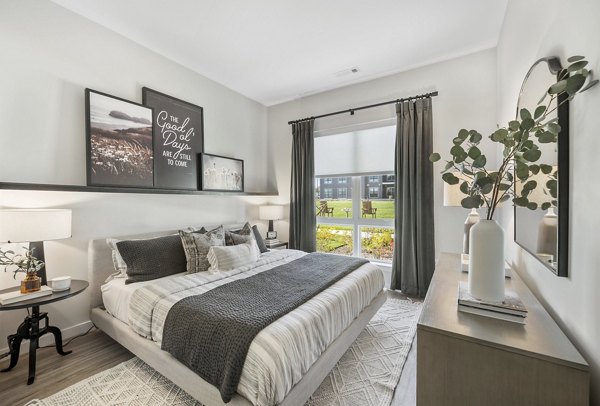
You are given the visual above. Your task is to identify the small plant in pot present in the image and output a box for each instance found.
[0,246,45,293]
[429,55,596,302]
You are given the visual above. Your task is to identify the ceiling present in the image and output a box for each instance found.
[52,0,507,106]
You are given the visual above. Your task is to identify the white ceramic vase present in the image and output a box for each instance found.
[468,219,505,302]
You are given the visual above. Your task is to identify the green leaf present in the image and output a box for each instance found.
[534,105,547,119]
[513,197,529,207]
[453,137,464,145]
[458,129,470,140]
[566,74,586,95]
[527,202,539,210]
[481,183,494,194]
[460,181,470,195]
[520,108,532,120]
[541,202,552,211]
[461,196,481,209]
[568,55,585,63]
[468,146,481,159]
[521,117,535,131]
[469,132,483,143]
[568,60,589,72]
[540,164,553,174]
[529,164,540,175]
[429,153,441,162]
[523,148,542,162]
[538,132,556,143]
[546,122,561,135]
[500,194,511,203]
[548,80,567,95]
[444,161,454,171]
[450,145,465,157]
[523,180,538,191]
[442,172,460,185]
[580,79,599,93]
[509,121,520,131]
[498,183,511,191]
[546,179,558,189]
[472,154,487,168]
[506,172,514,182]
[516,162,529,180]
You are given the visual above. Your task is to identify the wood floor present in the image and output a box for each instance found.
[0,290,418,406]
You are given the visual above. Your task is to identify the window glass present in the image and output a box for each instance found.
[316,225,353,256]
[360,227,394,263]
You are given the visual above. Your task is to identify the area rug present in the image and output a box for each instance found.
[28,297,421,406]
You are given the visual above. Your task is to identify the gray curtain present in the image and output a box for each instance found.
[391,98,435,297]
[289,119,316,252]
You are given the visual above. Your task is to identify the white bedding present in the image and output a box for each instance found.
[102,249,384,406]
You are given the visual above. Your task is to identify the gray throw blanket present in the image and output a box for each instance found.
[161,253,368,403]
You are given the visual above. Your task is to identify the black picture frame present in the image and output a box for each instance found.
[85,89,154,188]
[199,153,244,192]
[142,87,204,190]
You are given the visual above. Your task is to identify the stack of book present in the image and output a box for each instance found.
[457,281,527,324]
[0,285,53,305]
[265,238,280,247]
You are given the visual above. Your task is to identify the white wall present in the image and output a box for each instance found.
[267,49,498,255]
[497,0,600,403]
[0,0,273,351]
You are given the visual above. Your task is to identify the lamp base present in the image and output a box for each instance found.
[463,209,480,255]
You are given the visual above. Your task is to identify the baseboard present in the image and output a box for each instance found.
[0,320,94,356]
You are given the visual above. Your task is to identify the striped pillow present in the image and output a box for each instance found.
[179,225,225,273]
[207,240,259,271]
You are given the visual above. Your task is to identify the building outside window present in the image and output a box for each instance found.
[338,177,347,184]
[324,178,333,184]
[338,188,347,198]
[368,175,379,183]
[369,187,379,198]
[323,188,333,198]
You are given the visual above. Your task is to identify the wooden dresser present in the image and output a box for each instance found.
[417,252,589,406]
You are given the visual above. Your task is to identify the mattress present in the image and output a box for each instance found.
[102,249,384,406]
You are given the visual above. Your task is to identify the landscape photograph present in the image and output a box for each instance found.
[86,90,154,187]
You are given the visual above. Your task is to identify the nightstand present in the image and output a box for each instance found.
[266,241,288,250]
[0,279,88,385]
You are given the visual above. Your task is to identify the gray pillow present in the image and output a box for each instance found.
[116,235,187,285]
[252,225,269,254]
[179,225,225,273]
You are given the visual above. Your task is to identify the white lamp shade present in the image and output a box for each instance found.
[259,205,284,221]
[0,209,72,243]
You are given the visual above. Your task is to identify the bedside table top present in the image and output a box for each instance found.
[0,279,89,311]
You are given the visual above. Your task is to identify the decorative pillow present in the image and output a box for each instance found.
[207,240,260,271]
[225,222,252,246]
[251,225,269,254]
[179,225,225,273]
[116,235,187,284]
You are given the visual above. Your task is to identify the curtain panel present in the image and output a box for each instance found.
[289,119,316,252]
[391,98,435,297]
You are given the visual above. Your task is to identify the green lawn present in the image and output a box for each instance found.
[316,199,395,219]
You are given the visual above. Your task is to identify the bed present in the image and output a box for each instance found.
[88,225,386,406]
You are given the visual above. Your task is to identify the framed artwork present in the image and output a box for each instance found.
[200,153,244,192]
[85,89,154,188]
[142,87,204,190]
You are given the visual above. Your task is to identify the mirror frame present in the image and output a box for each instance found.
[514,56,569,277]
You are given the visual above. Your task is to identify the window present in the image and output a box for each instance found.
[314,125,395,264]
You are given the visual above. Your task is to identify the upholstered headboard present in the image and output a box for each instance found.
[87,223,246,310]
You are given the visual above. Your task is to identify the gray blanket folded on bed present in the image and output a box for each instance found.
[161,252,368,403]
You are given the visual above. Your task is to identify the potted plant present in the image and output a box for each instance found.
[0,246,45,293]
[429,55,596,301]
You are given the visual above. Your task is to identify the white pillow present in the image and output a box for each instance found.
[207,240,259,272]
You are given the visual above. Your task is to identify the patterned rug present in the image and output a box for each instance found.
[28,297,421,406]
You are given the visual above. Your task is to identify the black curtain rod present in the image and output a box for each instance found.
[287,91,438,125]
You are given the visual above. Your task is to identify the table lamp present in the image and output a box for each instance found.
[259,205,284,240]
[0,209,72,285]
[443,175,480,255]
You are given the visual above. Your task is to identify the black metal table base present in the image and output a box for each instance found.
[1,305,71,384]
